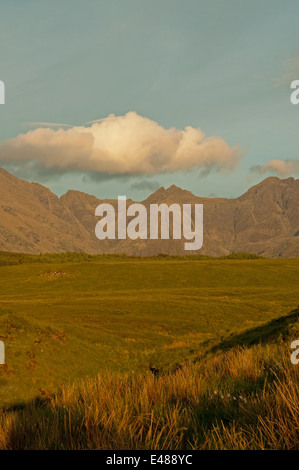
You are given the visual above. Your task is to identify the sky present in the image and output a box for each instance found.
[0,0,298,200]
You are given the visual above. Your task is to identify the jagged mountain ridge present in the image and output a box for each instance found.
[0,167,298,257]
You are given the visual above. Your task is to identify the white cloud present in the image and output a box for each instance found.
[0,112,242,176]
[254,159,299,177]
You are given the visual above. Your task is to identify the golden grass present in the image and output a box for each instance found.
[0,342,298,450]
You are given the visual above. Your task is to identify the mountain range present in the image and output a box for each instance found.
[0,167,298,257]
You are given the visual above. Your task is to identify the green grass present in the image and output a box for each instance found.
[0,252,298,407]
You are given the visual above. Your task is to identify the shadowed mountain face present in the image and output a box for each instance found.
[0,167,298,257]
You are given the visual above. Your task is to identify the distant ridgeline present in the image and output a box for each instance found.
[0,80,5,104]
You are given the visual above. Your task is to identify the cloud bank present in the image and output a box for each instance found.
[0,112,242,177]
[130,180,160,192]
[252,159,299,177]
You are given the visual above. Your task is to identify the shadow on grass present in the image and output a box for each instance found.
[210,307,299,353]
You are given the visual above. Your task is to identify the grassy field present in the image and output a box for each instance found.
[0,253,298,403]
[0,252,298,449]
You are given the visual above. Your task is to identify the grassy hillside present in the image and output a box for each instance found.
[0,253,298,408]
[0,339,298,450]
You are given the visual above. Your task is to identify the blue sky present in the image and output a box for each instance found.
[0,0,298,199]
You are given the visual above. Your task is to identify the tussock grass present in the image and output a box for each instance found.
[0,342,298,450]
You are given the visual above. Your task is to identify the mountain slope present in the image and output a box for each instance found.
[0,167,298,257]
